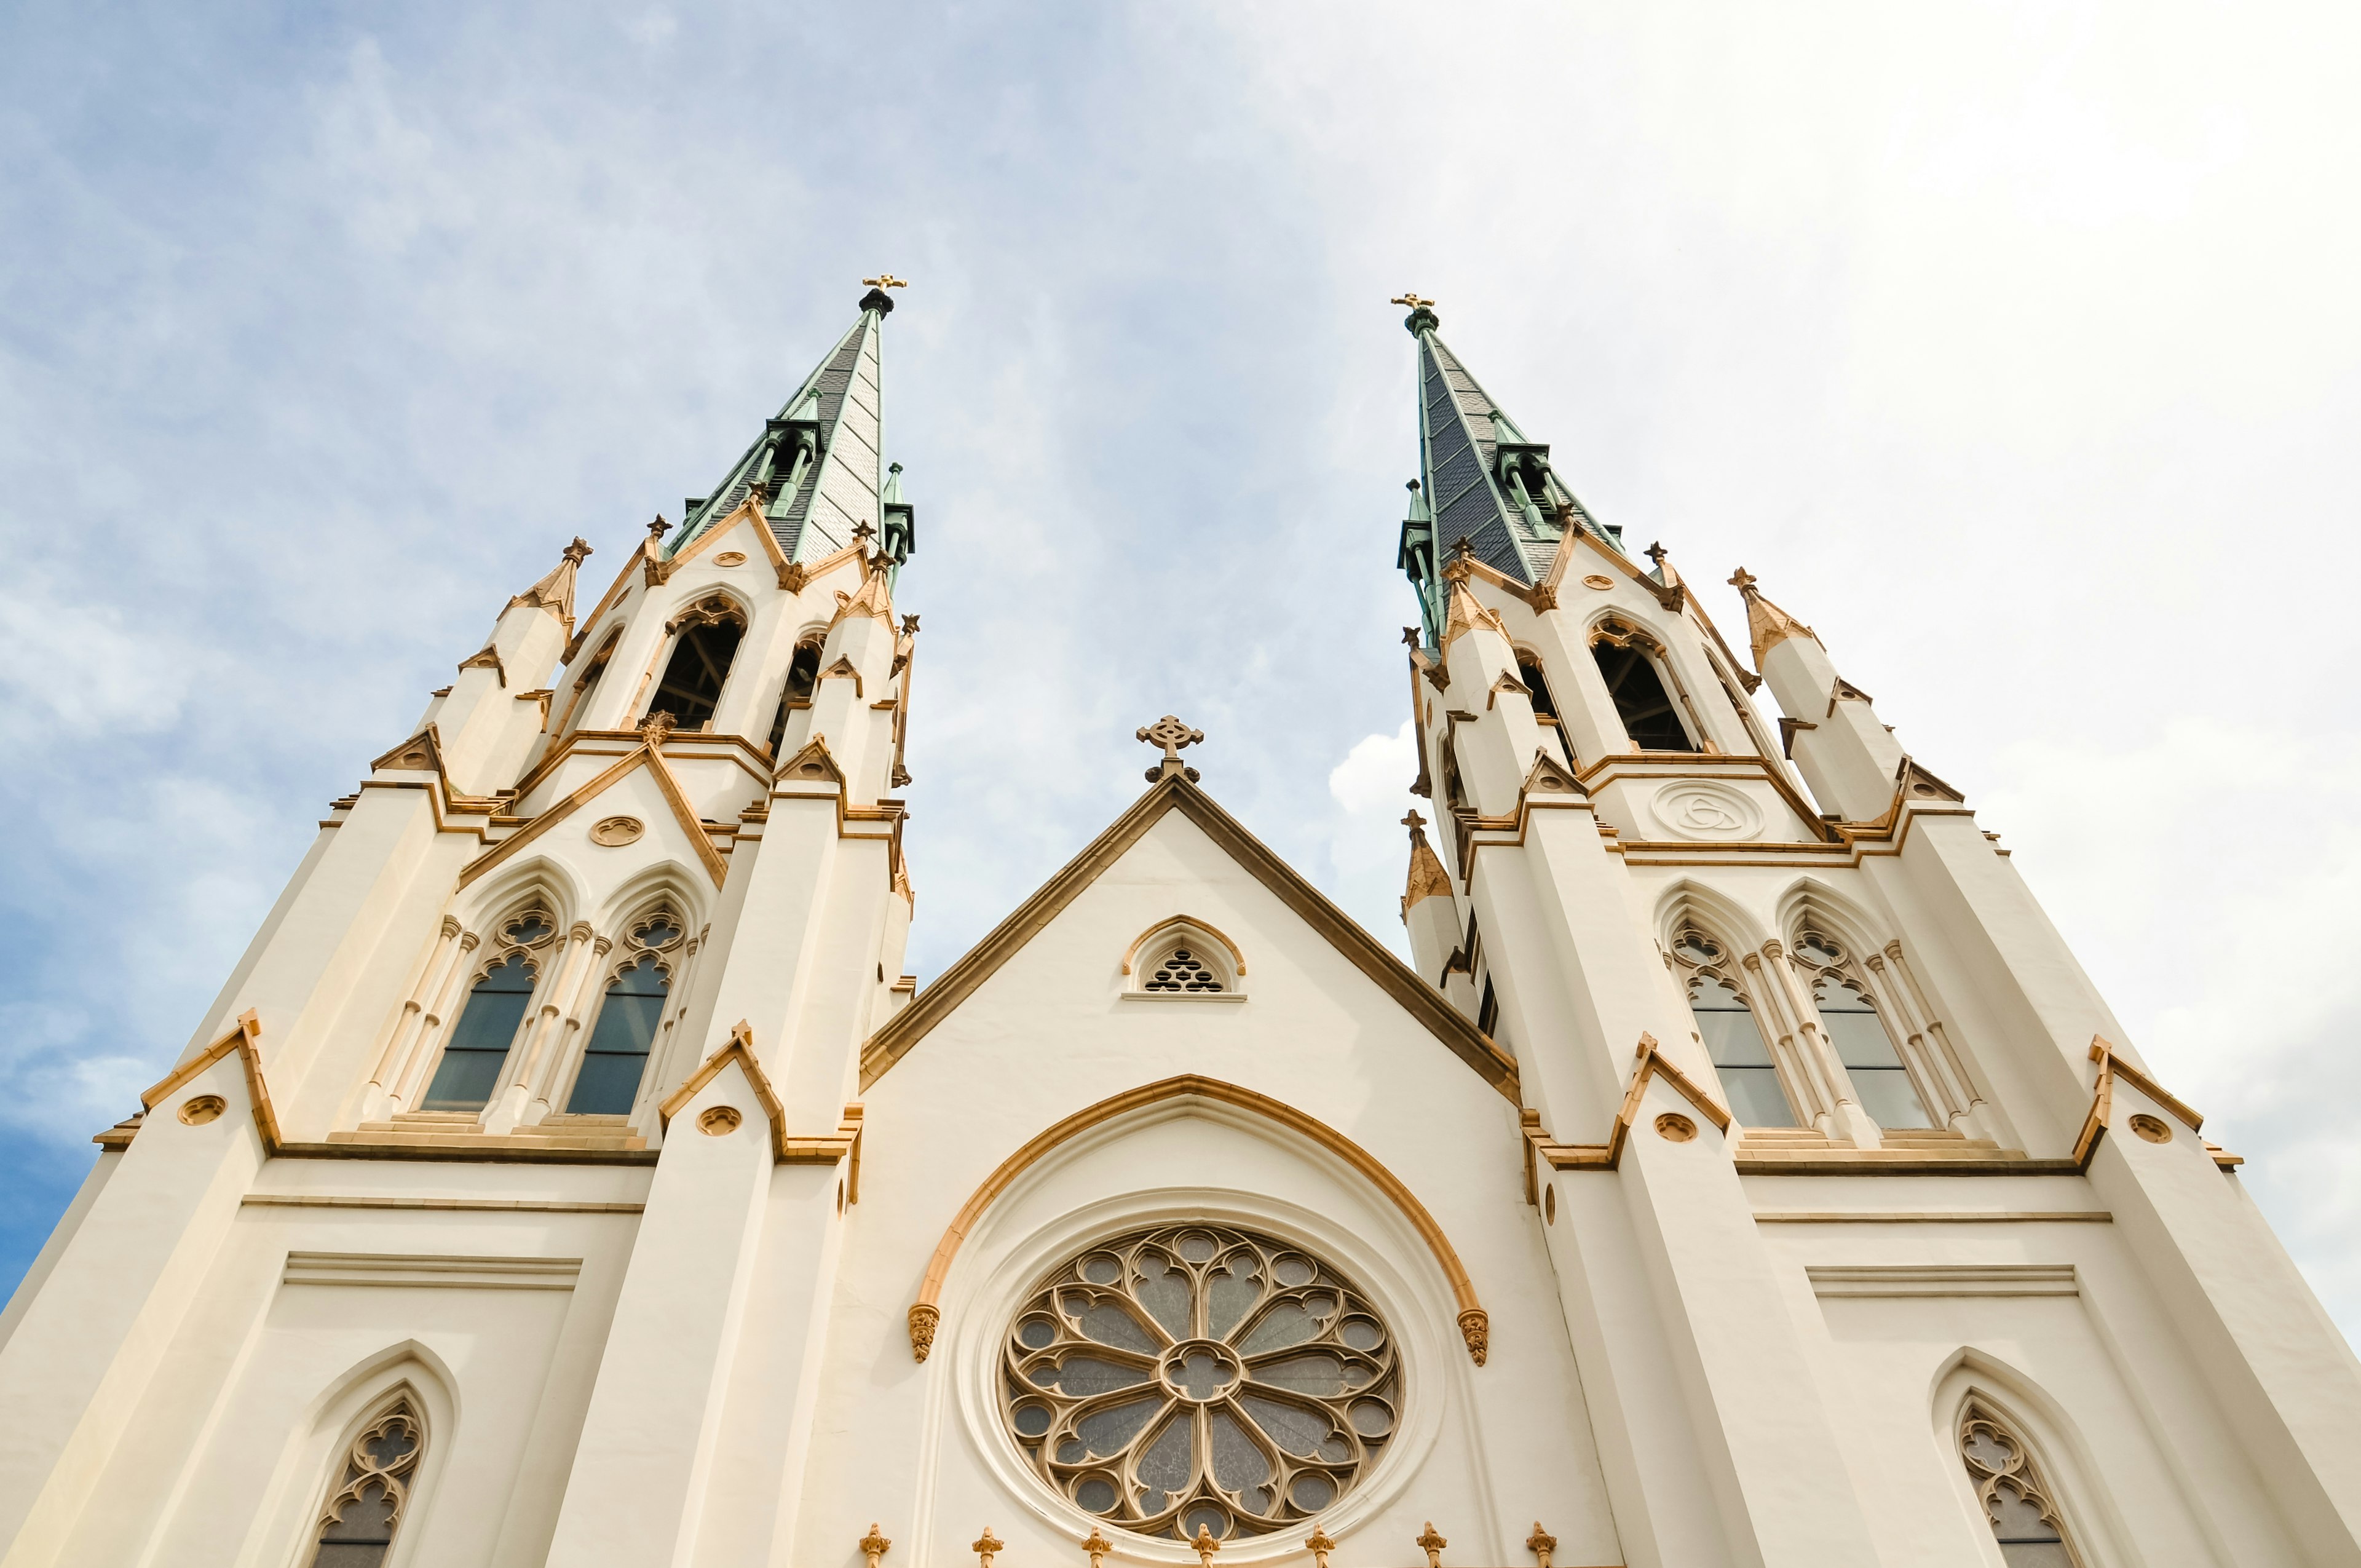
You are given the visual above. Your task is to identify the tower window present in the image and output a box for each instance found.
[1591,629,1696,753]
[309,1400,424,1567]
[421,951,536,1111]
[767,639,823,755]
[1476,975,1500,1037]
[649,596,747,732]
[1516,655,1562,725]
[1960,1404,2084,1566]
[565,952,670,1115]
[1144,945,1224,993]
[1685,973,1795,1128]
[1794,932,1933,1129]
[558,629,621,735]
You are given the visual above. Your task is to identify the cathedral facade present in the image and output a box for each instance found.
[0,287,2355,1568]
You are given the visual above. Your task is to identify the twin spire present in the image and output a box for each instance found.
[1394,299,1623,650]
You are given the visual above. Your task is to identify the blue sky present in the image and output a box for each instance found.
[4,1,2359,1339]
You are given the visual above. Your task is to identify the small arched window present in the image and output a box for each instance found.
[1674,928,1795,1128]
[566,915,681,1115]
[1517,654,1562,726]
[1960,1403,2084,1566]
[1795,932,1932,1129]
[1142,943,1225,993]
[1592,628,1696,753]
[766,638,823,755]
[309,1399,424,1567]
[649,596,747,732]
[558,629,621,736]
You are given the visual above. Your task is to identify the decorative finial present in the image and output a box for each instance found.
[1402,625,1423,648]
[971,1528,1004,1568]
[852,520,878,547]
[860,1525,893,1568]
[1728,566,1757,593]
[1417,1522,1448,1568]
[907,1303,939,1361]
[864,274,909,290]
[647,515,671,540]
[1525,1522,1557,1568]
[1406,478,1421,492]
[1402,810,1428,837]
[901,612,921,636]
[638,710,678,744]
[1304,1527,1337,1568]
[1645,540,1667,567]
[1191,1524,1222,1568]
[1392,292,1441,333]
[1390,291,1434,310]
[1136,715,1204,784]
[1082,1527,1113,1568]
[562,536,594,564]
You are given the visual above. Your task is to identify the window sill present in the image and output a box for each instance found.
[1120,991,1248,1004]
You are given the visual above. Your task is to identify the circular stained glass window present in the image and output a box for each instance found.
[1002,1224,1398,1542]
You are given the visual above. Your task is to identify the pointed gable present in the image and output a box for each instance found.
[860,775,1517,1099]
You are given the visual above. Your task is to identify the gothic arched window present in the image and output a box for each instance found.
[420,909,551,1111]
[648,596,747,732]
[1793,931,1933,1129]
[1591,625,1696,753]
[1960,1403,2084,1566]
[1142,943,1226,994]
[309,1399,424,1567]
[766,638,824,755]
[564,914,682,1115]
[1673,930,1795,1127]
[1002,1224,1397,1543]
[558,628,622,737]
[1517,652,1573,766]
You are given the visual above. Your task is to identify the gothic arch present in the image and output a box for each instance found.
[908,1075,1490,1366]
[1931,1348,2126,1566]
[592,861,711,937]
[1652,878,1769,959]
[267,1341,457,1568]
[454,857,588,945]
[1772,876,1889,960]
[1121,916,1248,994]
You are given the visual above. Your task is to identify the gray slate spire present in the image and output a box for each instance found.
[671,288,908,569]
[1398,303,1618,647]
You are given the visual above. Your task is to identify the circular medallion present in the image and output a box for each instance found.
[1649,782,1762,841]
[697,1105,743,1136]
[1003,1224,1397,1543]
[590,815,645,847]
[178,1095,227,1126]
[713,551,748,567]
[1582,574,1615,591]
[2129,1114,2172,1144]
[1655,1112,1698,1142]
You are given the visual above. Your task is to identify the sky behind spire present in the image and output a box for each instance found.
[2,0,2357,1336]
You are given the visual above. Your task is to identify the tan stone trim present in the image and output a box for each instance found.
[563,540,654,665]
[2076,1036,2232,1170]
[1120,915,1248,978]
[139,1010,282,1153]
[509,727,774,804]
[860,775,1518,1100]
[1736,1156,2083,1176]
[271,1142,658,1166]
[1753,1210,2111,1224]
[461,732,727,890]
[907,1073,1489,1363]
[1573,751,1838,844]
[1522,1034,1731,1185]
[242,1194,644,1213]
[655,1023,863,1180]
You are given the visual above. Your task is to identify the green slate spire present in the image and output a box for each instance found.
[670,285,913,574]
[1395,300,1619,648]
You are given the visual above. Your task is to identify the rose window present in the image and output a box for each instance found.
[1003,1224,1398,1542]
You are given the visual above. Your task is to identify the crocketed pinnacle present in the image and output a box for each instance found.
[1398,304,1619,649]
[507,536,593,635]
[670,288,909,574]
[1402,812,1453,913]
[1728,568,1820,667]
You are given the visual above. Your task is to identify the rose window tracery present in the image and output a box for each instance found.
[1003,1224,1398,1542]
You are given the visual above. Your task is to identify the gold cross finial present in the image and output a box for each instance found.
[1417,1522,1449,1568]
[1136,715,1204,783]
[864,274,908,290]
[971,1528,1003,1568]
[1304,1527,1337,1568]
[1728,566,1757,593]
[1391,291,1434,309]
[1192,1524,1222,1568]
[859,1525,893,1568]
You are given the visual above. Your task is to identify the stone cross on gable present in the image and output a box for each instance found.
[1136,715,1204,784]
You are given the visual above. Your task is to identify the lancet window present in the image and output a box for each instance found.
[1792,931,1933,1129]
[308,1400,424,1567]
[767,638,824,756]
[564,911,682,1115]
[1002,1224,1397,1544]
[419,908,553,1112]
[1517,651,1572,766]
[1671,929,1796,1127]
[1960,1403,2083,1566]
[648,595,747,732]
[556,628,621,737]
[1591,621,1697,753]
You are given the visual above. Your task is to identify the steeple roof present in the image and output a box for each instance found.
[670,288,905,569]
[1397,304,1620,646]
